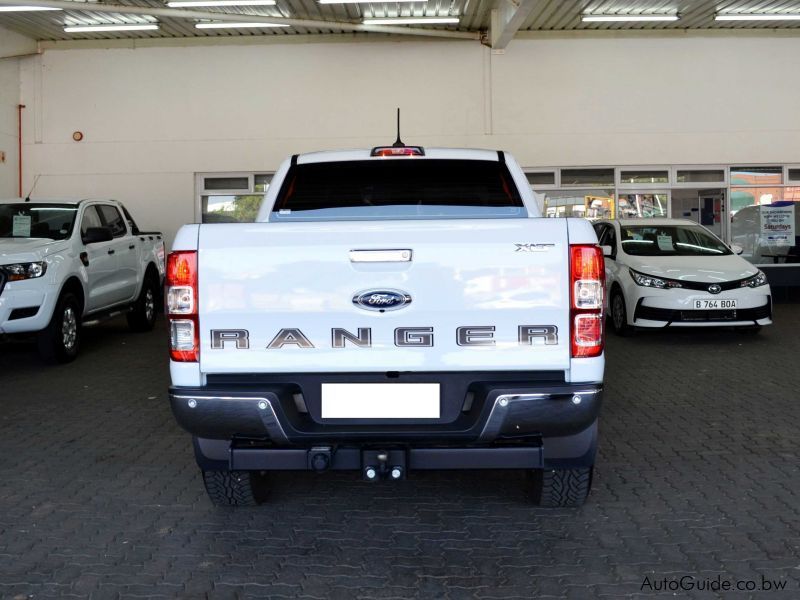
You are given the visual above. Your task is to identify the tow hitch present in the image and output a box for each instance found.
[362,449,406,481]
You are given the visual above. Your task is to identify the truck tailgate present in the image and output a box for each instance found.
[197,219,571,374]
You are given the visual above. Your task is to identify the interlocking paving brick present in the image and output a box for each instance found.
[0,307,799,598]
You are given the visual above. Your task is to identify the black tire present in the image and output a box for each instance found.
[127,275,158,332]
[202,470,268,507]
[37,291,82,364]
[609,289,633,336]
[531,466,593,507]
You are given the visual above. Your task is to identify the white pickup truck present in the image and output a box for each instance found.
[167,146,606,507]
[0,198,165,362]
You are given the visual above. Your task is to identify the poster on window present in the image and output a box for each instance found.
[760,205,795,246]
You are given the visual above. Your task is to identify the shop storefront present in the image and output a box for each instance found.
[528,165,800,284]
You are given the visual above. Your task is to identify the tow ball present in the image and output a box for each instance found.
[362,449,406,481]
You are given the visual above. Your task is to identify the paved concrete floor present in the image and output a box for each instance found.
[0,307,799,599]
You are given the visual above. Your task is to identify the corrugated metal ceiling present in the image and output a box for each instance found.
[2,0,800,42]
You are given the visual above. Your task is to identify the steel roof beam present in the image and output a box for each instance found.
[489,0,537,49]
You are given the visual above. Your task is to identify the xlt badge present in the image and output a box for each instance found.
[353,289,412,312]
[515,243,555,252]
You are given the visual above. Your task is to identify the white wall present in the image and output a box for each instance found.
[0,25,36,197]
[17,33,800,247]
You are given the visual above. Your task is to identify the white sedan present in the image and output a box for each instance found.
[592,219,772,334]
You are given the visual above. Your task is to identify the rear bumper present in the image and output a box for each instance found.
[169,377,602,445]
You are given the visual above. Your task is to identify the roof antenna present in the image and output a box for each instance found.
[392,107,404,148]
[24,174,41,202]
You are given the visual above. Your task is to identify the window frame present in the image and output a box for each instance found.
[617,166,670,188]
[196,172,274,223]
[670,165,728,188]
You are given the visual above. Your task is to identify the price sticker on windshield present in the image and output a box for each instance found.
[12,214,31,237]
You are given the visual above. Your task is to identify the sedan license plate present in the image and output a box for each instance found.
[321,383,440,419]
[693,299,737,310]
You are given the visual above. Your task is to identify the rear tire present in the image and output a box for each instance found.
[37,292,81,364]
[609,289,633,336]
[127,275,158,332]
[531,466,593,507]
[202,470,268,506]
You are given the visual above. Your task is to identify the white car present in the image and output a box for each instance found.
[0,198,165,362]
[593,218,772,334]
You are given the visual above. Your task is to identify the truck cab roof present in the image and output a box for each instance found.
[296,147,503,164]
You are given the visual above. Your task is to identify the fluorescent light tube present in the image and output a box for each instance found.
[64,24,160,32]
[195,21,289,28]
[362,17,459,25]
[582,15,679,22]
[715,14,800,21]
[168,0,276,6]
[0,6,61,11]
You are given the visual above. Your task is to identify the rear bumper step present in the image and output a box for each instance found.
[169,378,603,445]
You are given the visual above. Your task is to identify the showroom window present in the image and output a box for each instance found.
[198,173,273,223]
[537,189,615,219]
[675,169,725,184]
[619,170,669,185]
[560,168,614,187]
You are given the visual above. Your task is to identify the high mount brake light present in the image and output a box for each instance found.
[570,245,605,358]
[166,251,199,362]
[370,146,425,157]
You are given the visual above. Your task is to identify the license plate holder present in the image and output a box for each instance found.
[321,383,440,419]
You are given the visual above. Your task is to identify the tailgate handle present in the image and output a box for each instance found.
[349,249,412,263]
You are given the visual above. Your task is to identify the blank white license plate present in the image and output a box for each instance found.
[321,383,440,419]
[693,299,738,309]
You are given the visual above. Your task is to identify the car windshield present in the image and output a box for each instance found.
[0,203,78,241]
[270,159,527,221]
[620,224,732,256]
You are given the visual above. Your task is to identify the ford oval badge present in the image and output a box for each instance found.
[353,289,412,312]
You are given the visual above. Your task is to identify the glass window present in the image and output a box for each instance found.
[560,168,614,187]
[620,224,731,257]
[526,171,556,186]
[98,205,127,238]
[120,204,140,235]
[676,169,725,184]
[254,174,272,192]
[788,168,800,182]
[617,193,668,219]
[0,203,78,241]
[730,187,800,264]
[620,170,669,184]
[538,189,614,220]
[203,176,249,191]
[730,166,782,186]
[80,206,103,237]
[271,160,526,222]
[202,195,264,223]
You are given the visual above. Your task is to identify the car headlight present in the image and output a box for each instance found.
[741,270,768,288]
[1,262,48,281]
[629,268,683,289]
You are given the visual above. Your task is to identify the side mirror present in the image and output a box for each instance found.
[601,245,614,258]
[83,227,113,245]
[730,244,744,255]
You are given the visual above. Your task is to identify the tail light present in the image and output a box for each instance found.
[166,251,199,362]
[570,245,605,358]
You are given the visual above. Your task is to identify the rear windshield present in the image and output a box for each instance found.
[0,203,78,241]
[620,224,732,256]
[270,159,526,221]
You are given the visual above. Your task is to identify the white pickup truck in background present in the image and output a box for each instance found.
[167,145,606,507]
[0,198,165,362]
